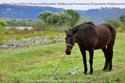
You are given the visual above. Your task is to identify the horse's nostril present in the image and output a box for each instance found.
[65,50,71,55]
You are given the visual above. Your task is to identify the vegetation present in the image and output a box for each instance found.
[119,15,125,23]
[0,33,125,83]
[105,14,125,32]
[38,9,80,27]
[0,19,5,30]
[5,19,33,26]
[32,20,47,31]
[0,6,125,83]
[64,9,80,27]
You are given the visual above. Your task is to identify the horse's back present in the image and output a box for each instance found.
[76,22,116,50]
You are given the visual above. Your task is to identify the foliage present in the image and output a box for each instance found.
[119,15,125,23]
[32,20,47,31]
[38,11,53,23]
[64,9,80,27]
[0,19,5,30]
[46,13,71,25]
[5,19,33,26]
[38,10,80,27]
[0,22,5,30]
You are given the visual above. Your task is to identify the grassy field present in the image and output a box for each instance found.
[0,33,125,83]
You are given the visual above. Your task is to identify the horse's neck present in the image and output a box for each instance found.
[72,26,78,34]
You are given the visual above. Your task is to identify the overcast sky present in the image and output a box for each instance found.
[0,0,125,10]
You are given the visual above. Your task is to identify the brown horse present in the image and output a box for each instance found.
[65,22,116,75]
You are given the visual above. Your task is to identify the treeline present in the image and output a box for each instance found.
[1,9,125,32]
[2,9,80,28]
[0,9,92,31]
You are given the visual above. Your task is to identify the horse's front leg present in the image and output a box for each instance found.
[89,50,94,75]
[79,47,87,75]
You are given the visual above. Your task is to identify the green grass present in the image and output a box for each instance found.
[0,33,125,83]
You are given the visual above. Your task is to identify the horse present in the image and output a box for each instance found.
[65,22,116,75]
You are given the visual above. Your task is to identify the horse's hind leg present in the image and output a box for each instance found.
[107,42,115,71]
[102,47,109,71]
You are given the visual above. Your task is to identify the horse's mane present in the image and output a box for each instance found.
[71,22,95,34]
[85,22,95,26]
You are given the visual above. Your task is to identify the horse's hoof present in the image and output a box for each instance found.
[102,68,107,71]
[102,68,106,70]
[109,68,112,71]
[82,73,87,76]
[89,73,93,75]
[102,69,109,72]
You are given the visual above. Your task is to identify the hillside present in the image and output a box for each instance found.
[0,4,125,22]
[0,5,64,19]
[78,7,125,22]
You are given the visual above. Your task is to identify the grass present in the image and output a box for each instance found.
[0,33,125,83]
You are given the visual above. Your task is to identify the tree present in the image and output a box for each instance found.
[38,10,80,27]
[0,21,5,30]
[119,15,125,23]
[58,12,71,25]
[38,11,53,23]
[64,9,80,27]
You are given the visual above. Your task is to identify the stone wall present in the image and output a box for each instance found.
[0,35,65,48]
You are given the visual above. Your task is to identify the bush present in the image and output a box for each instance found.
[0,21,5,30]
[32,20,47,31]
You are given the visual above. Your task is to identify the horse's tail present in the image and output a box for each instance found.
[104,23,116,45]
[107,23,116,39]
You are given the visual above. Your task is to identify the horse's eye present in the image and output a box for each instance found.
[67,35,71,37]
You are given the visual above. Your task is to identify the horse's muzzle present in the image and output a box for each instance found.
[65,50,71,55]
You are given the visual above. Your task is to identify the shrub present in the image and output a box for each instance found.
[32,20,47,31]
[0,21,5,30]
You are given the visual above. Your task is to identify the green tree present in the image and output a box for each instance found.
[47,13,60,25]
[38,11,53,23]
[58,12,71,24]
[119,15,125,23]
[64,9,80,27]
[38,10,80,27]
[0,21,5,30]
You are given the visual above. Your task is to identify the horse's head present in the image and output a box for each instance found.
[65,29,77,55]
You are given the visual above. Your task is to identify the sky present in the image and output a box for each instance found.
[0,0,125,10]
